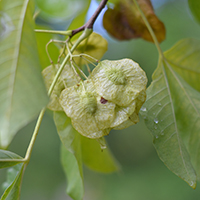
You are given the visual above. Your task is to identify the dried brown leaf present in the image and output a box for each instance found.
[103,0,166,43]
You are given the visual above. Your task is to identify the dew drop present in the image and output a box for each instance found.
[154,118,159,124]
[158,102,162,106]
[154,125,158,130]
[155,135,159,139]
[190,181,196,188]
[161,131,164,136]
[153,112,155,115]
[140,107,147,112]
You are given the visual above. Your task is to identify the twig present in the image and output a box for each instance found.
[35,29,72,36]
[34,0,108,38]
[72,0,108,36]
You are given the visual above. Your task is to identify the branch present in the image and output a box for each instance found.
[23,0,108,180]
[72,0,108,36]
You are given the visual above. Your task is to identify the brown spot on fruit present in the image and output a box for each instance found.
[100,97,108,104]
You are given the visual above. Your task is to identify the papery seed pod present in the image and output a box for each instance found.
[134,90,146,114]
[113,112,139,130]
[90,59,147,107]
[111,89,146,129]
[59,80,116,138]
[110,100,136,128]
[42,64,79,111]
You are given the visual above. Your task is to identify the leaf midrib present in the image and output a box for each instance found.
[162,59,191,180]
[166,61,200,118]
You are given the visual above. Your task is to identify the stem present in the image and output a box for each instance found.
[23,0,107,166]
[23,29,93,162]
[72,60,88,80]
[24,108,46,162]
[48,29,92,96]
[33,9,40,20]
[35,29,72,36]
[72,0,108,35]
[133,0,164,59]
[85,0,108,28]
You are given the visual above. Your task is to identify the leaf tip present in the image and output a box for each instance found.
[189,180,197,189]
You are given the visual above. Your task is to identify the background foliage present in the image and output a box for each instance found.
[1,0,200,199]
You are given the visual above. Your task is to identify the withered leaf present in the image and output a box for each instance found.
[103,0,166,43]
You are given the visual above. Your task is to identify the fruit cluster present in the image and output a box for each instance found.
[43,59,147,139]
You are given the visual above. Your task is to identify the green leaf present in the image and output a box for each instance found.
[0,0,48,148]
[140,58,197,189]
[54,111,83,200]
[81,136,119,173]
[188,0,200,24]
[164,63,200,181]
[164,38,200,91]
[0,150,23,169]
[35,25,60,69]
[54,111,119,199]
[1,163,25,200]
[60,145,83,200]
[35,0,88,21]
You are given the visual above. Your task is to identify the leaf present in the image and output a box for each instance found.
[1,163,25,200]
[54,111,84,200]
[160,38,200,181]
[0,150,23,169]
[0,0,48,148]
[140,58,197,189]
[54,111,119,199]
[164,63,200,181]
[81,136,119,173]
[35,0,88,21]
[164,38,200,92]
[188,0,200,24]
[103,0,166,43]
[35,25,60,69]
[60,145,83,200]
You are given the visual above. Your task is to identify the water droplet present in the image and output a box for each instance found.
[190,181,196,188]
[143,116,147,120]
[153,112,155,115]
[161,131,164,136]
[140,107,147,112]
[154,125,158,130]
[155,135,159,139]
[96,138,107,150]
[158,102,162,106]
[154,118,159,124]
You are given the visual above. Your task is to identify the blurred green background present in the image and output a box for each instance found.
[1,0,200,199]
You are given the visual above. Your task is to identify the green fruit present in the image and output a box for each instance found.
[90,59,148,107]
[42,64,79,111]
[59,80,116,138]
